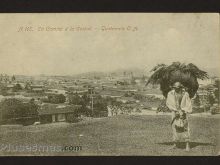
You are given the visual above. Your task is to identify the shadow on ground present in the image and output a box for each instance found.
[157,141,215,149]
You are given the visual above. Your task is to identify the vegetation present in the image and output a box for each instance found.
[130,77,136,85]
[133,93,145,101]
[0,84,8,96]
[193,94,200,107]
[68,94,85,105]
[214,79,219,102]
[92,95,108,117]
[68,94,109,117]
[11,75,16,81]
[0,98,39,125]
[156,99,171,113]
[66,113,81,123]
[0,115,218,156]
[12,83,23,92]
[147,62,208,98]
[44,94,66,104]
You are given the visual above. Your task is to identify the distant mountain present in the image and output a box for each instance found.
[71,67,149,79]
[14,66,218,80]
[73,71,107,78]
[108,67,149,77]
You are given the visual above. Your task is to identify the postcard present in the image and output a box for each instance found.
[0,13,219,156]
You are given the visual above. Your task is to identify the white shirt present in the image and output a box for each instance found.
[166,89,192,113]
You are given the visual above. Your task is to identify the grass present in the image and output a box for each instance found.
[0,114,219,156]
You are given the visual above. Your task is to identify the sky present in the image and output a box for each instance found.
[0,13,219,76]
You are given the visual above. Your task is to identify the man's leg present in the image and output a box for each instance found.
[168,111,176,149]
[185,116,190,151]
[186,141,190,151]
[185,130,190,151]
[170,122,178,149]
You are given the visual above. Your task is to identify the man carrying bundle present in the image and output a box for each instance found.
[147,62,208,152]
[166,82,192,151]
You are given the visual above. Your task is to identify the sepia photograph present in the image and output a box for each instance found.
[0,13,219,156]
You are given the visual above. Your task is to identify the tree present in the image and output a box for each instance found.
[93,95,108,117]
[13,83,22,92]
[25,82,31,90]
[68,94,92,116]
[0,83,8,95]
[214,79,219,103]
[56,94,66,103]
[68,94,83,105]
[81,94,90,105]
[46,94,66,104]
[146,62,208,98]
[11,75,16,81]
[0,98,39,124]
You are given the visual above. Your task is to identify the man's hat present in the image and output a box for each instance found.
[172,82,183,89]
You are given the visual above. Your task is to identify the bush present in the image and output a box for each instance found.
[93,102,108,117]
[192,106,204,113]
[193,94,200,106]
[66,114,80,123]
[80,106,92,117]
[92,96,108,117]
[133,94,145,101]
[156,100,171,113]
[46,94,66,104]
[68,94,108,117]
[13,83,22,92]
[210,105,219,115]
[192,104,210,113]
[214,80,219,103]
[68,94,83,105]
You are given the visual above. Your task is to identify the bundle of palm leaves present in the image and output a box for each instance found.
[146,62,208,98]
